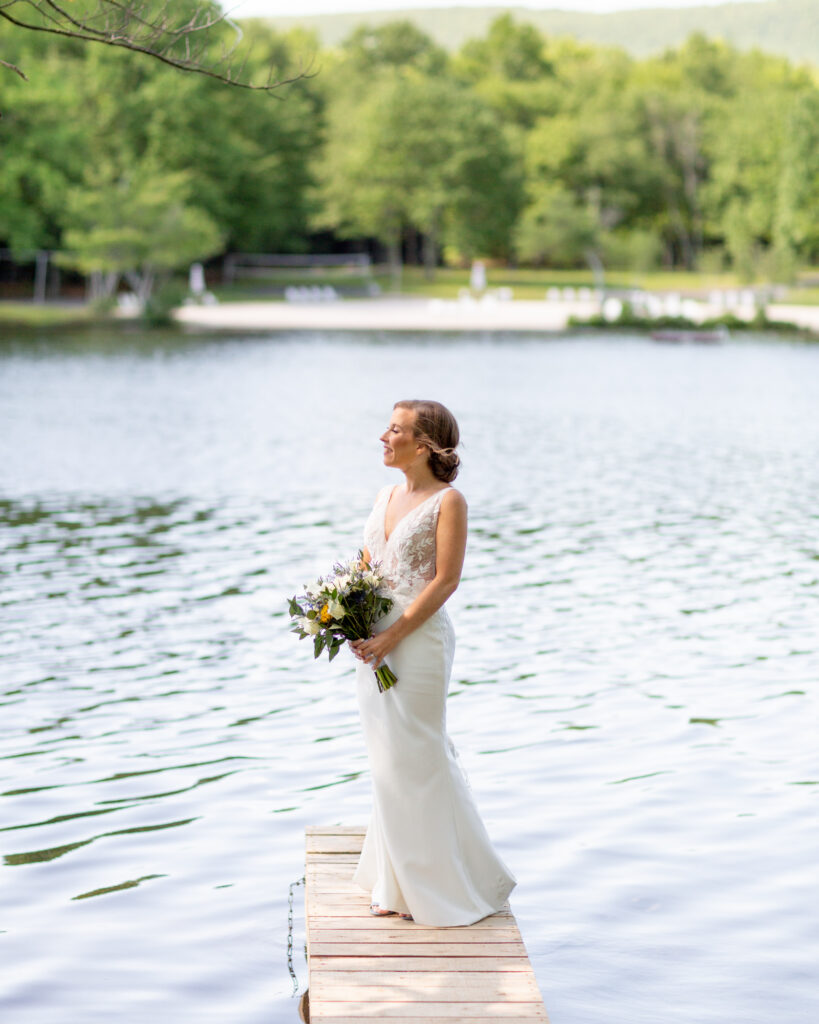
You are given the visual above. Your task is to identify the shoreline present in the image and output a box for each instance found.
[173,297,598,333]
[3,296,818,336]
[173,297,819,335]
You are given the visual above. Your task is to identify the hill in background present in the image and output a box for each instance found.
[259,0,819,64]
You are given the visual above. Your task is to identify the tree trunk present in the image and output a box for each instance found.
[386,235,402,294]
[88,270,120,302]
[422,224,437,281]
[33,250,48,304]
[124,267,155,305]
[406,228,419,266]
[679,112,704,267]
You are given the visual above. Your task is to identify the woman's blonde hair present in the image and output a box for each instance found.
[395,400,460,482]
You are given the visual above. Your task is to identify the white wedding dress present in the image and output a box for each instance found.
[353,484,516,926]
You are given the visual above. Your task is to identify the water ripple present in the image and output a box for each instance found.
[1,331,818,1023]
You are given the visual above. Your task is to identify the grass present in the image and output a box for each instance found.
[781,286,819,305]
[211,265,755,302]
[0,301,101,328]
[395,266,753,297]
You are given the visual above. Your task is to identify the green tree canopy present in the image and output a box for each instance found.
[314,68,521,280]
[57,161,223,302]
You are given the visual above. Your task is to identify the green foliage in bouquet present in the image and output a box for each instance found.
[288,552,398,692]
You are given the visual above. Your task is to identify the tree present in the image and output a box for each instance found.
[314,69,521,282]
[135,39,321,252]
[457,14,552,83]
[56,161,223,304]
[0,19,320,259]
[340,20,447,76]
[699,48,810,274]
[313,78,407,289]
[638,87,706,269]
[0,0,311,93]
[519,84,663,272]
[0,32,87,252]
[774,90,819,267]
[392,76,521,272]
[515,184,600,268]
[453,14,559,133]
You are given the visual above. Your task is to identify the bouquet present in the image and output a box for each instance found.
[288,552,398,692]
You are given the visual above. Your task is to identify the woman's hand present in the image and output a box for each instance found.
[349,628,400,672]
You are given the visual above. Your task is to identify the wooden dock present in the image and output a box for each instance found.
[305,825,549,1023]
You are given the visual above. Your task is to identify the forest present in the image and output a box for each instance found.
[2,9,819,293]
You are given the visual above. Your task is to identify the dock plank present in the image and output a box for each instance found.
[310,1004,548,1021]
[310,942,529,957]
[310,956,532,972]
[305,826,548,1023]
[312,971,541,998]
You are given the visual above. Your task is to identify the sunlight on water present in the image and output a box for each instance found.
[1,329,818,1023]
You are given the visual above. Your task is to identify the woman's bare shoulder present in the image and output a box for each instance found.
[440,486,467,514]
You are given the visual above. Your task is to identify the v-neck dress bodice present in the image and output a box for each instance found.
[353,482,516,927]
[363,484,448,608]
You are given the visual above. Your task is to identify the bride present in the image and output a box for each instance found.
[350,399,516,926]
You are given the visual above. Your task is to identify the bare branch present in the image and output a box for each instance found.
[1,0,317,92]
[1,56,28,79]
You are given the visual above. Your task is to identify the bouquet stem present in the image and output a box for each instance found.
[375,664,398,693]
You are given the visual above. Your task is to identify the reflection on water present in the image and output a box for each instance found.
[1,329,818,1024]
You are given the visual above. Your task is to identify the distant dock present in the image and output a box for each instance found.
[304,825,549,1022]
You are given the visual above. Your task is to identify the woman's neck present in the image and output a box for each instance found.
[401,462,439,494]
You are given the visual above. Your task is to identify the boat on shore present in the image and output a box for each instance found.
[651,328,729,344]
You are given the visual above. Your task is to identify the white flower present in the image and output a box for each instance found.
[334,573,351,593]
[301,617,320,635]
[327,598,345,620]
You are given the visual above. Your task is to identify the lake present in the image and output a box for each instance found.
[1,327,817,1024]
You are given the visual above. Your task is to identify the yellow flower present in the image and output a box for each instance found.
[320,603,331,624]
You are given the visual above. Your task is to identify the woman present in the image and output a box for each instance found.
[350,400,516,926]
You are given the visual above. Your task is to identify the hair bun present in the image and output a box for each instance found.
[429,448,460,483]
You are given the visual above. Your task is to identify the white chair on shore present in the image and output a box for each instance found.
[629,291,647,316]
[681,299,701,321]
[602,297,622,321]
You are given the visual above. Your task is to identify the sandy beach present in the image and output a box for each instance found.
[174,296,599,332]
[173,296,819,334]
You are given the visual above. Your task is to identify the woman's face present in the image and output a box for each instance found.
[380,407,425,470]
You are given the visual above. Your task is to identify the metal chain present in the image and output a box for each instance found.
[287,875,306,998]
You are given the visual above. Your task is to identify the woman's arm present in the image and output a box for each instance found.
[351,489,467,670]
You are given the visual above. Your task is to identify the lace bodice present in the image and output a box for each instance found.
[363,484,449,606]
